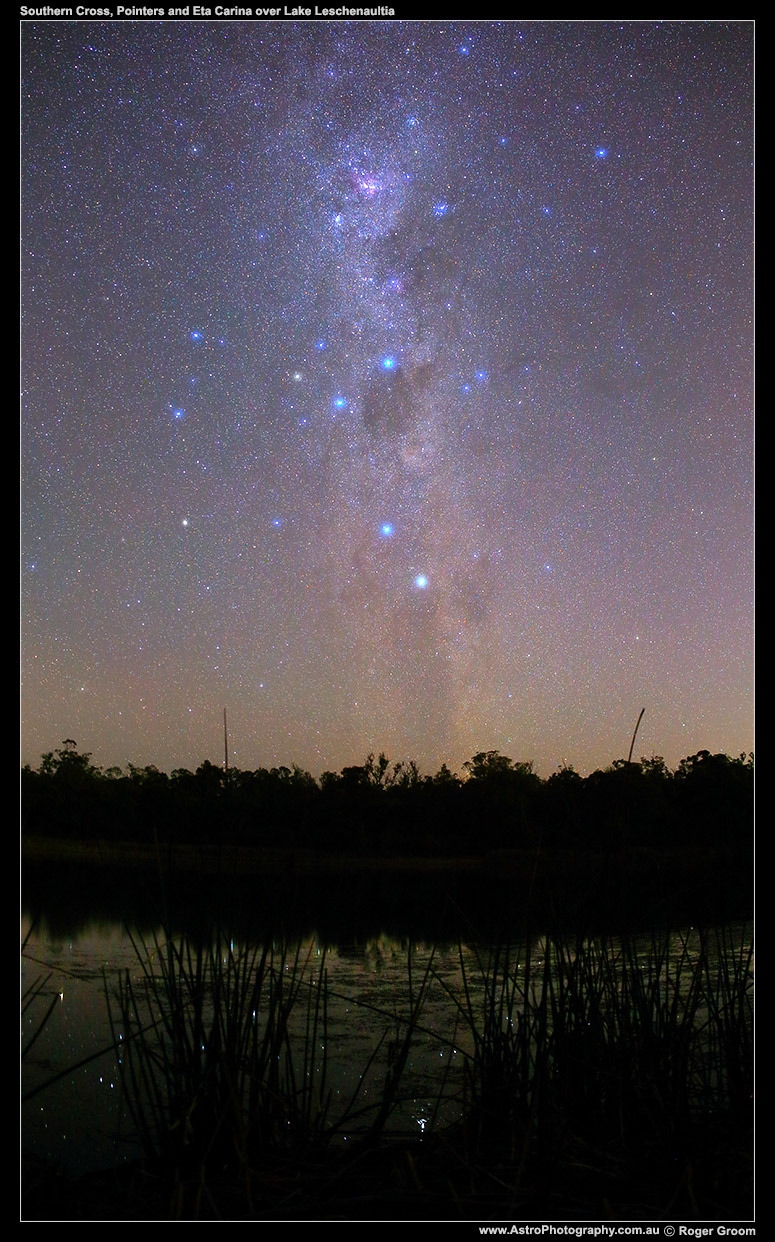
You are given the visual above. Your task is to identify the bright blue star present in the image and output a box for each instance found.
[414,574,429,589]
[380,522,394,537]
[333,395,348,409]
[380,355,397,370]
[595,147,608,159]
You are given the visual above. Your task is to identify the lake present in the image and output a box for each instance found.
[21,854,753,1191]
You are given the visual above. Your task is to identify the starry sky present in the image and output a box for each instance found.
[21,18,754,779]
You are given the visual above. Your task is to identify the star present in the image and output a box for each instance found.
[20,20,753,783]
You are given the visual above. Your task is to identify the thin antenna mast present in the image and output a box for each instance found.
[223,707,229,774]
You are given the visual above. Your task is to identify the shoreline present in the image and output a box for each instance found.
[21,833,751,876]
[21,834,485,874]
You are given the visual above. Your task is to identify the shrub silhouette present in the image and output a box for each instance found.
[22,741,753,860]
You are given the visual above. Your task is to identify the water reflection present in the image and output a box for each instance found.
[22,903,752,1185]
[22,916,479,1175]
[22,852,753,1186]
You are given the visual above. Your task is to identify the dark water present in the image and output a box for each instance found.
[21,854,751,1179]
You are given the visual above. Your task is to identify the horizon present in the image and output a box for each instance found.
[22,721,753,783]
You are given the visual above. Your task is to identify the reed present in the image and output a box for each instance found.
[102,926,439,1216]
[100,919,752,1218]
[21,918,59,1061]
[430,923,753,1216]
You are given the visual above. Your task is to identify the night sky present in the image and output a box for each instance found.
[21,18,754,779]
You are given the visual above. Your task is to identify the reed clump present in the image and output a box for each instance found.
[104,927,436,1218]
[432,925,753,1219]
[102,921,752,1220]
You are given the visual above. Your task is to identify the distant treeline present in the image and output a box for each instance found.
[21,742,753,857]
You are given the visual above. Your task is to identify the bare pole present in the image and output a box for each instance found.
[627,708,645,764]
[223,707,229,774]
